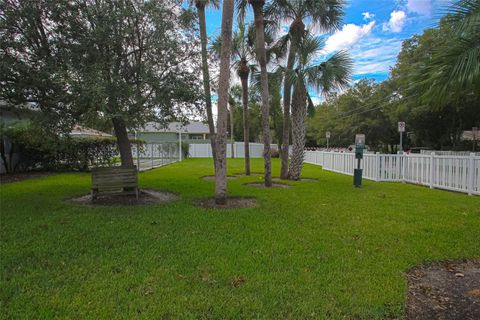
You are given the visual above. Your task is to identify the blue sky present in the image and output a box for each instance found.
[203,0,451,89]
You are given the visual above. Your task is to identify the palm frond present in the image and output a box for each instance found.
[307,49,353,95]
[443,0,480,35]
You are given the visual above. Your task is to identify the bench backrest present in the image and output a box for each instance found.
[91,167,138,193]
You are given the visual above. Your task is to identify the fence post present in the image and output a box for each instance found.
[468,153,475,195]
[136,144,140,171]
[375,152,380,182]
[402,152,406,183]
[178,131,182,161]
[429,152,435,189]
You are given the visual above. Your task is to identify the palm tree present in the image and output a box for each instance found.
[287,35,352,180]
[238,0,273,187]
[214,0,235,204]
[188,0,219,167]
[265,0,344,179]
[212,23,257,174]
[417,0,480,101]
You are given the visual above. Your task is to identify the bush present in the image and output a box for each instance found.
[1,123,118,173]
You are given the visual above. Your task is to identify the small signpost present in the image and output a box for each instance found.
[353,134,365,187]
[398,121,405,152]
[326,131,331,149]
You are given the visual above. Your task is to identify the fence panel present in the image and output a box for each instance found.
[131,142,179,171]
[189,142,273,158]
[304,150,480,195]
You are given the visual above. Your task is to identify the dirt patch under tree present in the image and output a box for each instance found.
[244,182,290,189]
[68,189,177,206]
[201,175,237,181]
[195,197,257,209]
[406,259,480,319]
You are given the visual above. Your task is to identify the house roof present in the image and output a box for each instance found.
[69,125,113,138]
[462,130,479,141]
[139,121,212,134]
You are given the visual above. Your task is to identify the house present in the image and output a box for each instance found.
[69,125,113,139]
[132,121,213,144]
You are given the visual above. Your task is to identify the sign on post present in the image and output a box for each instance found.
[355,134,365,146]
[326,131,331,149]
[398,121,405,152]
[353,134,365,187]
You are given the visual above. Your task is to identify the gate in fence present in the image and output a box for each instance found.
[305,151,480,195]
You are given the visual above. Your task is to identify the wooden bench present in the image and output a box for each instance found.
[91,166,139,200]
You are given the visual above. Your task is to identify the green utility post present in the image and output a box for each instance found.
[353,134,365,187]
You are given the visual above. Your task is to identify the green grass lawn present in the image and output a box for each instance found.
[1,158,479,319]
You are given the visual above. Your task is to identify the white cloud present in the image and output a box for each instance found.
[362,12,375,20]
[323,21,376,53]
[407,0,432,16]
[349,37,403,75]
[382,10,406,33]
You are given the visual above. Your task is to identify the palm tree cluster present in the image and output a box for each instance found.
[189,0,353,203]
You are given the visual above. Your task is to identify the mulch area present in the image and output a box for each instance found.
[273,177,319,182]
[0,172,53,184]
[406,259,480,319]
[68,189,177,206]
[195,197,257,209]
[201,175,238,181]
[244,182,290,189]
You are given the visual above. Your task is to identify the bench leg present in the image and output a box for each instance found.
[135,187,139,200]
[91,189,98,201]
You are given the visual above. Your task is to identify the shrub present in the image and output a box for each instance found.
[1,123,118,173]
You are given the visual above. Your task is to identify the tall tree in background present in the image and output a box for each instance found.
[212,22,257,174]
[239,0,273,187]
[287,35,351,180]
[214,0,235,204]
[189,0,219,167]
[1,0,202,167]
[266,0,344,179]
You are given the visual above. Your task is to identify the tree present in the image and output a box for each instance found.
[390,19,480,149]
[287,35,351,180]
[188,0,219,167]
[214,0,235,204]
[416,0,480,102]
[238,0,273,187]
[266,0,344,179]
[1,0,202,167]
[212,22,257,174]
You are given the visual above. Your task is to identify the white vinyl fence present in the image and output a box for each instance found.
[305,151,480,195]
[131,142,180,171]
[189,142,279,158]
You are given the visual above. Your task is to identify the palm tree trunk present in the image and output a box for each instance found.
[240,75,250,175]
[197,3,217,167]
[288,80,306,180]
[112,116,134,168]
[214,0,234,205]
[251,0,272,187]
[280,43,297,179]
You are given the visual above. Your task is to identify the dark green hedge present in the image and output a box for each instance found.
[1,124,121,173]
